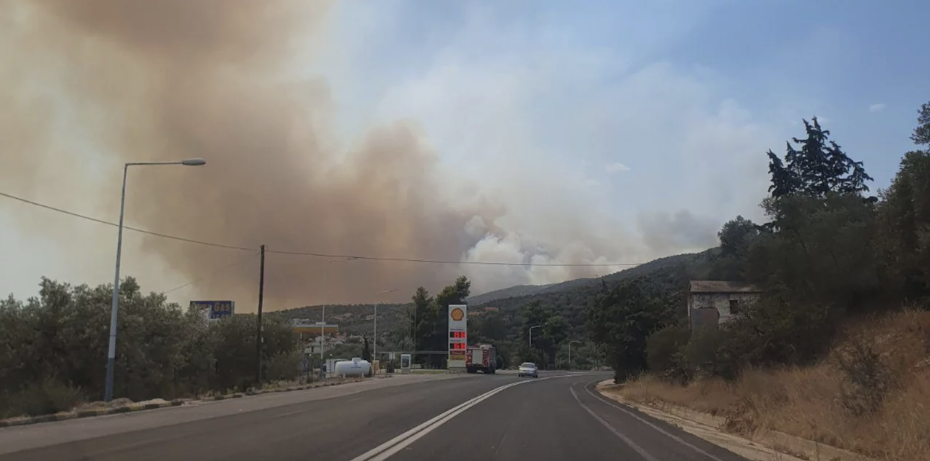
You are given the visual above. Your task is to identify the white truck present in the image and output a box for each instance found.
[465,344,497,374]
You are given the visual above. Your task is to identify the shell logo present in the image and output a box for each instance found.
[450,307,465,322]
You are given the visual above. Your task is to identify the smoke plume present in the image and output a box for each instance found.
[0,1,694,308]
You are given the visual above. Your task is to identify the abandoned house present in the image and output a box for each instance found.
[688,280,762,331]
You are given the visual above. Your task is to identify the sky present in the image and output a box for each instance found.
[0,0,927,309]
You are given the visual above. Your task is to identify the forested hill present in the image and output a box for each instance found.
[470,250,717,310]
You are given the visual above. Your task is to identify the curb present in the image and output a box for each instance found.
[0,400,183,428]
[0,378,365,429]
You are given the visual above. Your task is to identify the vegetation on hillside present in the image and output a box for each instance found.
[604,101,930,461]
[593,102,930,386]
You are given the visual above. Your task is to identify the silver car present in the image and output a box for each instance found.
[517,362,538,378]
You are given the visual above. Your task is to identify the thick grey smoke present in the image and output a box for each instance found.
[0,1,709,308]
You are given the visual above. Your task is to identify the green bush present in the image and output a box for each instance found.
[646,326,692,383]
[835,337,895,416]
[265,350,303,382]
[1,378,84,418]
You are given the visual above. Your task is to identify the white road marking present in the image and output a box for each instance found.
[570,386,660,461]
[582,381,727,461]
[351,374,577,461]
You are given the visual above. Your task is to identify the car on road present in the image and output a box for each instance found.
[517,362,538,378]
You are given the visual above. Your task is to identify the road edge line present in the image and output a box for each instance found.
[570,386,660,461]
[584,381,727,461]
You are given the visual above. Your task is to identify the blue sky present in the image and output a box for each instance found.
[325,0,925,187]
[1,0,927,303]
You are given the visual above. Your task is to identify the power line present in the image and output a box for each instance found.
[0,191,254,252]
[266,249,640,267]
[1,190,642,268]
[161,252,260,295]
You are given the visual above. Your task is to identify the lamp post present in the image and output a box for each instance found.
[373,288,396,361]
[319,257,356,364]
[529,325,542,348]
[105,158,206,402]
[568,340,581,370]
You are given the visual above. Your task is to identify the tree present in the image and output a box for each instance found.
[766,117,873,198]
[711,216,762,280]
[361,336,372,362]
[472,309,507,342]
[425,276,471,367]
[911,101,930,147]
[718,216,760,259]
[409,286,434,354]
[645,325,691,381]
[877,150,930,298]
[747,193,881,308]
[585,278,676,382]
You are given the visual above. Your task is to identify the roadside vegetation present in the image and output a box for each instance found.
[0,278,301,418]
[595,101,930,461]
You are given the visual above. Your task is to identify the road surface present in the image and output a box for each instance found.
[0,372,750,461]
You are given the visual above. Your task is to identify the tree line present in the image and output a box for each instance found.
[0,278,302,418]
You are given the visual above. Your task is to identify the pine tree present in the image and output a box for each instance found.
[766,117,873,198]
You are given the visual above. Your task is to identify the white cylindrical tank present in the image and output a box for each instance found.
[333,357,371,378]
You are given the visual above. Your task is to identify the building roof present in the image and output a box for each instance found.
[689,280,762,294]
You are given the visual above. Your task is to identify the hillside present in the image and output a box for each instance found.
[472,249,717,314]
[267,302,410,337]
[614,309,930,461]
[265,248,718,349]
[469,250,717,307]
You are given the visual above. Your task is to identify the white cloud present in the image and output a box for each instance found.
[605,162,631,173]
[868,103,887,113]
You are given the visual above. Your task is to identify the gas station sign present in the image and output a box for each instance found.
[448,304,467,369]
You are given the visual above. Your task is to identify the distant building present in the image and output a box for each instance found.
[688,280,762,332]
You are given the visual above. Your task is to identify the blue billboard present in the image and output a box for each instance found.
[190,300,235,320]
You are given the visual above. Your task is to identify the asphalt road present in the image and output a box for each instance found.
[0,372,751,461]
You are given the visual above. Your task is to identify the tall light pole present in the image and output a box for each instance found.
[529,325,542,348]
[105,158,206,402]
[320,257,356,365]
[568,340,581,370]
[373,288,396,361]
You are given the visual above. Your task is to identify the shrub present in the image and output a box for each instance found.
[835,337,895,416]
[2,378,84,418]
[646,326,692,383]
[265,350,303,382]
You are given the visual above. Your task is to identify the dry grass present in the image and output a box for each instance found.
[618,309,930,461]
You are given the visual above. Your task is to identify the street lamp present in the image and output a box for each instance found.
[568,340,581,370]
[373,288,396,361]
[320,257,357,365]
[529,325,542,348]
[104,158,206,402]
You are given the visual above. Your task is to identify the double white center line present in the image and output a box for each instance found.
[351,376,571,461]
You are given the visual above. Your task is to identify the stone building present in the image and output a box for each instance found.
[688,280,762,331]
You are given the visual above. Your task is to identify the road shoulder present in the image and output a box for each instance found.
[0,373,463,456]
[596,380,873,461]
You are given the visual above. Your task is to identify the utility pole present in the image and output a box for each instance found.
[373,288,397,363]
[255,244,266,386]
